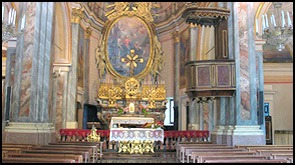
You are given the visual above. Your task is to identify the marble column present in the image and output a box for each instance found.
[65,8,83,128]
[172,31,180,130]
[188,99,200,130]
[255,39,266,140]
[211,2,264,145]
[4,2,56,145]
[84,27,91,104]
[62,71,69,129]
[199,102,204,130]
[3,41,16,132]
[189,23,198,61]
[208,99,215,141]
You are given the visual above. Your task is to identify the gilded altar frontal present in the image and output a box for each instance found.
[2,2,293,163]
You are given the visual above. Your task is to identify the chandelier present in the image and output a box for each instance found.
[256,2,293,51]
[2,4,25,45]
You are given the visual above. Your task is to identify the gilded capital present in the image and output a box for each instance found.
[71,8,84,23]
[172,31,180,43]
[189,23,197,28]
[85,27,92,39]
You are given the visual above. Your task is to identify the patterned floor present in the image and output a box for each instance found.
[100,151,178,163]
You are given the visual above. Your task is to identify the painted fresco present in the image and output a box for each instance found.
[107,17,150,77]
[179,27,190,89]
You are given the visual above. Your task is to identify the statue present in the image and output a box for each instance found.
[86,125,101,142]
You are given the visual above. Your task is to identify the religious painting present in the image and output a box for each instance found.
[179,27,190,89]
[263,44,293,63]
[77,27,84,87]
[105,16,152,78]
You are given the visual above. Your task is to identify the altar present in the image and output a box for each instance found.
[110,117,164,154]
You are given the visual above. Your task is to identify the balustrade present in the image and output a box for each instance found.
[59,129,209,151]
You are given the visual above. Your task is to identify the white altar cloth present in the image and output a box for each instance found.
[110,117,154,126]
[110,128,164,143]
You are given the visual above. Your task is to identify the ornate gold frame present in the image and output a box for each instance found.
[102,15,154,81]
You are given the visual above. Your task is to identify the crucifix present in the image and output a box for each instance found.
[121,49,144,76]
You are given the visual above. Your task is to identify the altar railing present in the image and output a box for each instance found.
[59,129,209,151]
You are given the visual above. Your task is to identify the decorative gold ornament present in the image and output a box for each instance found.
[85,26,92,39]
[150,36,165,78]
[125,77,140,98]
[95,38,106,78]
[121,49,144,77]
[118,140,131,153]
[71,8,84,23]
[105,2,159,23]
[86,125,101,142]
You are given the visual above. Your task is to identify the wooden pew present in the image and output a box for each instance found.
[20,149,90,163]
[203,158,288,163]
[177,144,227,162]
[48,141,103,162]
[270,153,293,160]
[192,151,258,163]
[2,144,36,150]
[2,157,76,163]
[246,146,293,151]
[184,148,245,163]
[34,144,97,163]
[4,153,83,163]
[287,158,293,163]
[235,145,293,149]
[198,155,268,163]
[257,150,293,157]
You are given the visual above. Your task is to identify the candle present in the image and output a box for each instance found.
[255,18,259,34]
[21,15,23,29]
[21,15,25,30]
[2,6,4,21]
[262,15,266,31]
[272,14,276,27]
[281,11,285,27]
[265,14,269,28]
[13,9,16,26]
[287,11,291,27]
[8,8,11,24]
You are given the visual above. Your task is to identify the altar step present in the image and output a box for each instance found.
[101,151,177,163]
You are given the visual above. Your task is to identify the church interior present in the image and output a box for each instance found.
[2,2,293,163]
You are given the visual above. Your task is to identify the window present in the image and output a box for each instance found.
[164,97,174,126]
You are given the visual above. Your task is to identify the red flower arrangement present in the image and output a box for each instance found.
[154,121,164,129]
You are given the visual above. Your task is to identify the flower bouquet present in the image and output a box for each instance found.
[116,104,124,116]
[139,104,149,116]
[154,121,164,129]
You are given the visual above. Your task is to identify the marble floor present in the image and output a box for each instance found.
[100,151,178,163]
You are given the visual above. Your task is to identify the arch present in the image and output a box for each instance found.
[53,2,71,64]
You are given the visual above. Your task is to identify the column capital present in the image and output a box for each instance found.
[85,26,92,39]
[255,39,266,52]
[71,8,84,24]
[172,30,180,43]
[189,23,197,28]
